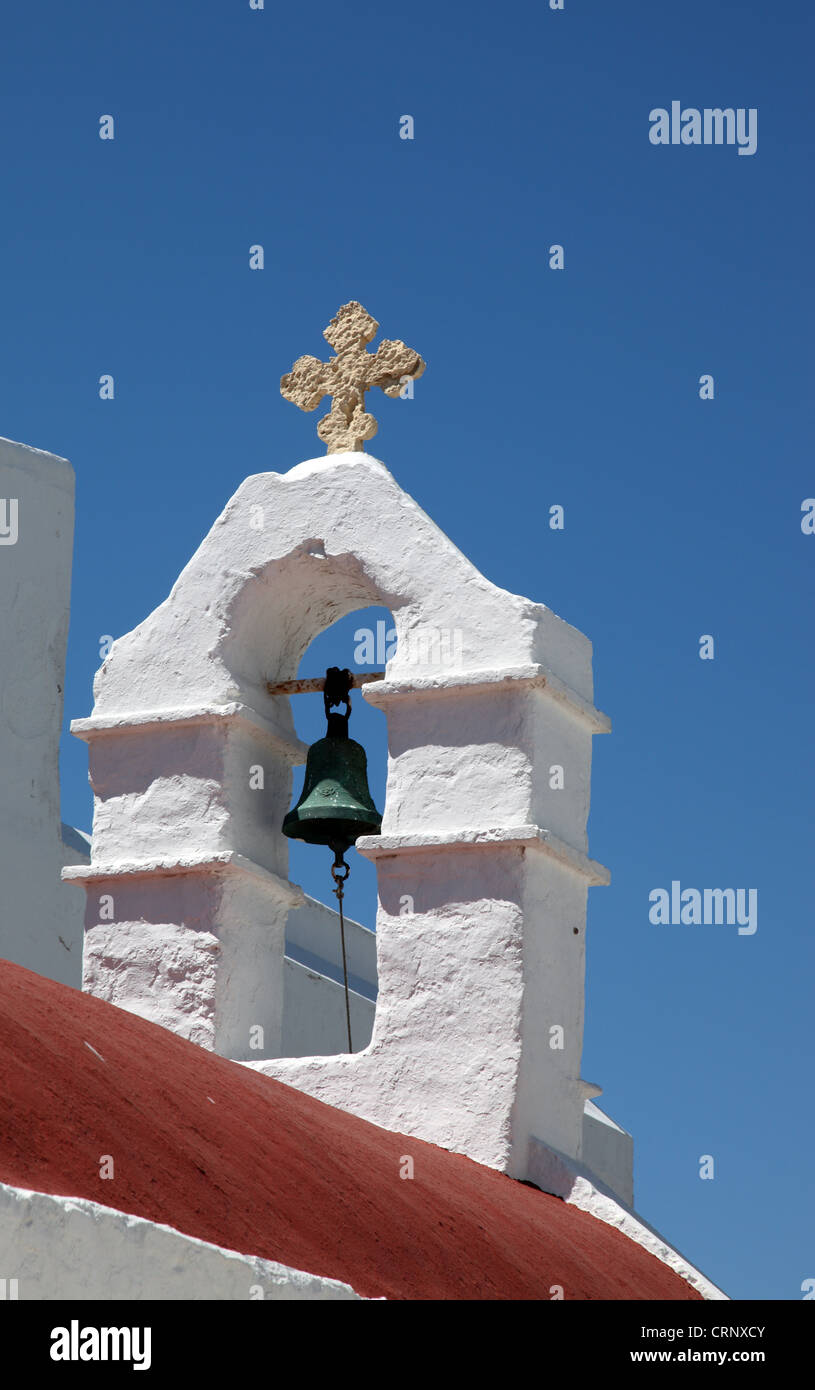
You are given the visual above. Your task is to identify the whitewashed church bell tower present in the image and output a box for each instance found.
[65,303,630,1202]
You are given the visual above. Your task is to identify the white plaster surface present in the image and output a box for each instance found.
[286,892,377,998]
[283,958,375,1056]
[0,436,86,988]
[283,893,377,1054]
[582,1100,634,1209]
[0,1182,362,1300]
[71,452,612,1180]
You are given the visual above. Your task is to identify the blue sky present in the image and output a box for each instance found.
[1,0,812,1300]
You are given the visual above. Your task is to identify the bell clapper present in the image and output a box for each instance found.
[330,850,353,1054]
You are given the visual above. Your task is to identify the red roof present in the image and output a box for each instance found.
[0,960,701,1301]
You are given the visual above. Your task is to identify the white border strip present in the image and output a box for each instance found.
[0,1182,364,1301]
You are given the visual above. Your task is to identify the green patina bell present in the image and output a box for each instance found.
[282,668,382,859]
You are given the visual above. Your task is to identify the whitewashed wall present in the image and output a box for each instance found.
[0,437,86,987]
[0,1182,361,1301]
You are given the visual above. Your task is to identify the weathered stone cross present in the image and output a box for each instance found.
[280,301,425,454]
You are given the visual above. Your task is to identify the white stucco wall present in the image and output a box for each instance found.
[0,1182,362,1300]
[0,437,85,987]
[582,1100,634,1209]
[283,958,375,1055]
[283,897,377,1055]
[286,893,377,998]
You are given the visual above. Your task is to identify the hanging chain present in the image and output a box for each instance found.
[331,855,353,1053]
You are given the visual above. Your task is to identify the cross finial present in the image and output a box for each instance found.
[280,301,425,454]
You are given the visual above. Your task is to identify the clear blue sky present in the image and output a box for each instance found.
[1,0,811,1300]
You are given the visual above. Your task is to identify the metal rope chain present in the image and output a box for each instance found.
[330,855,353,1053]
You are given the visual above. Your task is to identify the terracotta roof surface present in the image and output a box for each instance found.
[0,960,701,1301]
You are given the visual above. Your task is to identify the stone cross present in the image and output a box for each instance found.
[280,301,425,454]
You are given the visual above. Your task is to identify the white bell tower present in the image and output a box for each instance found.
[64,447,627,1195]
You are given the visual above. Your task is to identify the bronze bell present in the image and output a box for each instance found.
[282,667,382,860]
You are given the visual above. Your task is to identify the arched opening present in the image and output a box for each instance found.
[278,604,394,1059]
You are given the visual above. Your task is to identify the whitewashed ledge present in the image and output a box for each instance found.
[63,850,304,906]
[358,825,610,886]
[362,662,612,735]
[70,701,308,764]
